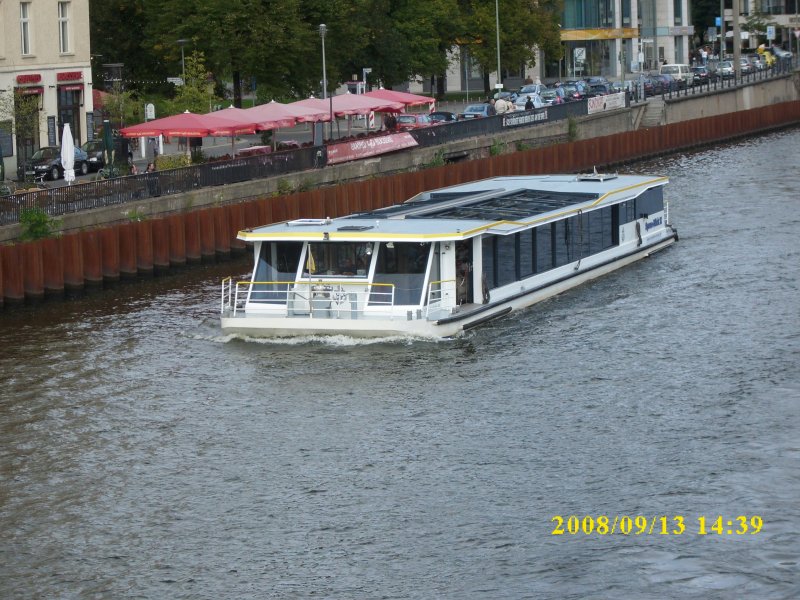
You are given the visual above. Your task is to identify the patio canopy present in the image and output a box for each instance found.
[244,100,331,127]
[363,88,435,109]
[292,93,404,117]
[119,110,258,138]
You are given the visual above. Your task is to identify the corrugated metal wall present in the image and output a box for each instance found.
[2,101,799,307]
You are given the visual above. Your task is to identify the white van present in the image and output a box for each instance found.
[660,64,693,88]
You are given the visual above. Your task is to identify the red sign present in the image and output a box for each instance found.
[59,84,83,91]
[16,73,42,84]
[19,86,44,95]
[57,71,83,81]
[327,132,418,165]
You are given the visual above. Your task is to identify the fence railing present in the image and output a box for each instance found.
[1,144,322,225]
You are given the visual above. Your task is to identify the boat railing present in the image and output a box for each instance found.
[221,280,397,319]
[426,279,457,318]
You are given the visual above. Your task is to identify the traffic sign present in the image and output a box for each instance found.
[767,25,775,41]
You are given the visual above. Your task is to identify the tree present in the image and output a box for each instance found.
[0,90,45,180]
[460,0,563,93]
[166,51,222,114]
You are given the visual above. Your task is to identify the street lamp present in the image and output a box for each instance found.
[177,39,187,84]
[495,0,502,92]
[319,24,333,139]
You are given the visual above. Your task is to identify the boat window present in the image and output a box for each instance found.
[519,230,535,278]
[496,235,517,287]
[536,224,553,273]
[304,242,372,277]
[635,187,664,218]
[482,236,496,289]
[370,242,430,306]
[252,242,302,304]
[553,220,571,268]
[589,207,614,253]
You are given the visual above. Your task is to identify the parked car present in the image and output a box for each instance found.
[739,57,755,75]
[493,90,518,103]
[395,113,433,130]
[429,111,457,124]
[26,146,89,181]
[691,66,718,85]
[538,89,562,106]
[640,77,657,96]
[562,82,587,101]
[516,83,547,98]
[718,60,735,79]
[585,83,616,97]
[650,73,679,92]
[513,91,546,110]
[457,103,496,119]
[659,64,693,88]
[584,76,610,86]
[81,140,106,172]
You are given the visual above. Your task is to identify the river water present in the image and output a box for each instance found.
[1,128,798,599]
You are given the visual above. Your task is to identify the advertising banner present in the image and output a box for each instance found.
[327,132,418,164]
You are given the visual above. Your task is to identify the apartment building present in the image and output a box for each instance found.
[0,0,93,177]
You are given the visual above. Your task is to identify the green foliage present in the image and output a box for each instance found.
[567,116,578,142]
[166,51,222,114]
[19,207,61,241]
[89,1,563,103]
[190,148,206,164]
[516,141,533,151]
[0,91,44,170]
[155,154,191,170]
[276,179,294,196]
[424,150,445,168]
[489,140,507,156]
[103,85,142,130]
[123,207,147,222]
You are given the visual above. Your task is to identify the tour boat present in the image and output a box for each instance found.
[220,172,678,338]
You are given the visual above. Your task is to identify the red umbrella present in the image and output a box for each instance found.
[245,101,330,127]
[363,89,435,110]
[120,110,258,138]
[292,94,404,116]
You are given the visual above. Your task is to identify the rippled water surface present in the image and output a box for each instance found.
[1,129,799,599]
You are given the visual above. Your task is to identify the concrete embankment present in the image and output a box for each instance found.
[1,76,799,307]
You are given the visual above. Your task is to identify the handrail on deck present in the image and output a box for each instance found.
[221,279,396,318]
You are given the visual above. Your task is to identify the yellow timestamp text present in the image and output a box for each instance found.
[551,515,764,536]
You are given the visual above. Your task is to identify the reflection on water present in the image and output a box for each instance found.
[1,128,799,599]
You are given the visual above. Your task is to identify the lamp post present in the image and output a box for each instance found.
[319,24,333,140]
[177,39,187,84]
[495,0,502,92]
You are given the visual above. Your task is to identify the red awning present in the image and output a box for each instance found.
[18,86,43,95]
[363,89,435,110]
[292,93,404,117]
[119,110,259,138]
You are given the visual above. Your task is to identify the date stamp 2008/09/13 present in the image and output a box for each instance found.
[551,515,764,536]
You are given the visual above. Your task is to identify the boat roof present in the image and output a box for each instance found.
[239,173,668,242]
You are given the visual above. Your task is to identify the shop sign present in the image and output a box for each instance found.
[57,71,83,82]
[16,73,42,84]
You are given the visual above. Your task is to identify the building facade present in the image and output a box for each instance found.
[0,0,93,178]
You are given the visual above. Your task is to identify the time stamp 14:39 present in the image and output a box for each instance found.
[551,515,764,536]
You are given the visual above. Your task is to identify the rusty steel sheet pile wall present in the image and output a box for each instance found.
[1,101,798,306]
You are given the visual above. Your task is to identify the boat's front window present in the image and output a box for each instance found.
[304,242,372,277]
[371,242,431,305]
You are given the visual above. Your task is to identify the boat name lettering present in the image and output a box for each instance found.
[645,216,663,231]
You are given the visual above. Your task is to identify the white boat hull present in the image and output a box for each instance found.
[221,234,677,340]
